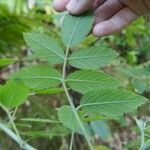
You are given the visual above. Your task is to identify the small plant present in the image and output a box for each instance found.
[0,13,148,150]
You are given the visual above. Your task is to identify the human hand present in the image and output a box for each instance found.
[53,0,150,37]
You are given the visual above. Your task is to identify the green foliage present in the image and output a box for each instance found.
[0,58,14,67]
[22,125,70,139]
[11,65,62,90]
[123,17,150,47]
[57,106,91,136]
[79,89,147,117]
[117,65,150,93]
[66,70,121,93]
[24,33,65,64]
[57,105,81,133]
[0,81,29,108]
[68,46,118,69]
[61,13,94,47]
[0,11,149,150]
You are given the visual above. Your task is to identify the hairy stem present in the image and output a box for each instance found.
[62,45,94,150]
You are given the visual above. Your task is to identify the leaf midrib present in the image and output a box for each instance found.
[66,79,116,83]
[15,76,61,81]
[67,16,81,46]
[27,36,65,60]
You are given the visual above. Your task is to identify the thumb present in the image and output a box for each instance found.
[66,0,94,15]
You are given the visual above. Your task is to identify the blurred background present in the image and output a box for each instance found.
[0,0,150,150]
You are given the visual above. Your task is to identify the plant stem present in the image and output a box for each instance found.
[135,118,146,150]
[62,44,94,150]
[69,132,74,150]
[0,103,21,139]
[12,106,18,120]
[0,103,36,150]
[0,122,36,150]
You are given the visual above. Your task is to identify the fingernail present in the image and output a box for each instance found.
[66,0,79,13]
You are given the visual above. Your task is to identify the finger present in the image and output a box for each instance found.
[53,0,70,12]
[66,0,95,15]
[93,7,138,37]
[91,0,106,10]
[94,0,124,24]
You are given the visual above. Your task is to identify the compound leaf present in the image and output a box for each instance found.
[61,13,94,47]
[0,81,29,108]
[68,46,118,69]
[66,70,121,93]
[24,32,65,64]
[79,89,147,117]
[11,65,62,90]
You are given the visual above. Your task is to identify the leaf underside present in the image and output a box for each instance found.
[57,105,91,135]
[68,46,119,69]
[11,65,62,90]
[24,32,65,64]
[57,106,81,133]
[80,89,147,117]
[66,70,121,93]
[61,13,94,47]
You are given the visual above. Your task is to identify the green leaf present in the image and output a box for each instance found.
[11,65,62,90]
[61,13,94,47]
[66,70,121,93]
[57,105,81,132]
[79,89,147,117]
[0,58,14,67]
[68,46,118,69]
[22,125,70,139]
[0,81,29,108]
[57,105,91,136]
[24,32,65,64]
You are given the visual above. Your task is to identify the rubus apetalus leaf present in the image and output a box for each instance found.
[61,13,94,47]
[24,32,65,64]
[68,46,119,69]
[79,89,147,117]
[57,105,81,132]
[57,106,91,136]
[11,65,62,90]
[66,70,121,93]
[0,81,29,108]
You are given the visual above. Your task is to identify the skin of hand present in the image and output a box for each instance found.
[53,0,150,37]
